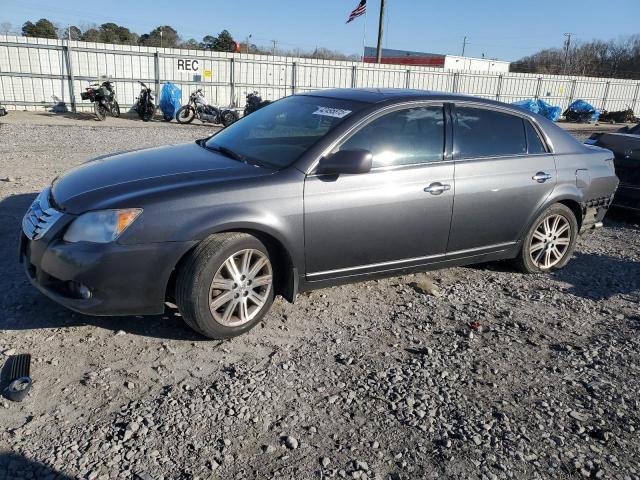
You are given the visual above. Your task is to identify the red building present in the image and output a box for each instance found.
[363,47,445,67]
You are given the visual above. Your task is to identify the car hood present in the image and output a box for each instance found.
[52,142,274,214]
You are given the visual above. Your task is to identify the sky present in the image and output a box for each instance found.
[1,0,638,61]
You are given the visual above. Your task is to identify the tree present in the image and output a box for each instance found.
[212,30,235,52]
[79,23,137,44]
[512,35,640,79]
[202,35,217,50]
[22,18,57,38]
[57,25,82,40]
[0,22,15,35]
[138,26,180,48]
[181,38,202,50]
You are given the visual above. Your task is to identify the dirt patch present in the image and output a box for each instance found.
[1,113,639,479]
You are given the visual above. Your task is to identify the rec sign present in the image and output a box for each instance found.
[177,59,199,71]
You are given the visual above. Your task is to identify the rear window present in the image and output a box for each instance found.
[525,121,547,154]
[456,106,527,159]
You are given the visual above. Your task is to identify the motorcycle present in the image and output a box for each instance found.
[176,89,238,127]
[80,80,120,121]
[133,81,156,122]
[243,91,271,117]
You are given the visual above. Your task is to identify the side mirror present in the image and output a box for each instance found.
[317,149,373,175]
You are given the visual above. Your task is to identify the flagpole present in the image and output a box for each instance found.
[361,5,368,62]
[376,0,386,63]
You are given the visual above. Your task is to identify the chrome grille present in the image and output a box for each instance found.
[22,187,63,240]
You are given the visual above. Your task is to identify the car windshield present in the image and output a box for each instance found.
[205,95,367,169]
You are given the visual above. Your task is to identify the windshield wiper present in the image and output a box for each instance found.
[202,142,245,162]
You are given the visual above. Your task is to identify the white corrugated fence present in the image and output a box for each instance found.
[1,35,639,115]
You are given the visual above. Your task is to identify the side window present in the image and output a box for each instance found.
[339,106,445,167]
[456,107,527,159]
[525,121,547,154]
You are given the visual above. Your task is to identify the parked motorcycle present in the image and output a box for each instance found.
[133,81,156,122]
[243,91,271,117]
[80,80,120,121]
[176,89,238,127]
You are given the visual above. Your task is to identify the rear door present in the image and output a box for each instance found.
[304,103,455,279]
[447,104,557,253]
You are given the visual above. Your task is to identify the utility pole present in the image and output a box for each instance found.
[246,34,252,54]
[563,33,572,74]
[271,40,278,56]
[375,0,387,63]
[461,36,467,56]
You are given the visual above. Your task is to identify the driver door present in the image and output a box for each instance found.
[304,104,454,280]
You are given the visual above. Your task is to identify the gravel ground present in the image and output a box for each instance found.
[0,113,639,480]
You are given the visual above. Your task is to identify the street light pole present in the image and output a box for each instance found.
[375,0,387,63]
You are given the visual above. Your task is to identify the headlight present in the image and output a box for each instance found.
[63,209,142,243]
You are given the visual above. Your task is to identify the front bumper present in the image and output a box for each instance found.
[21,233,196,316]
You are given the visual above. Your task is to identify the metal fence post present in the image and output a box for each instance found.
[568,79,577,106]
[291,61,297,95]
[601,81,611,111]
[495,74,503,101]
[229,57,235,106]
[63,42,76,113]
[351,65,357,88]
[405,69,411,89]
[632,83,640,116]
[154,52,160,101]
[534,77,542,100]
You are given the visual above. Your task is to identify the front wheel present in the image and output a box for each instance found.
[94,102,107,121]
[176,105,196,124]
[176,233,275,339]
[110,100,120,118]
[515,203,578,273]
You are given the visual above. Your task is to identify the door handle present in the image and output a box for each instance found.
[532,172,552,183]
[424,182,451,195]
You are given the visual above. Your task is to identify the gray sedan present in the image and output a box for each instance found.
[21,89,619,339]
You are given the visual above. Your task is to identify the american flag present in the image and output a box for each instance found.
[346,0,366,23]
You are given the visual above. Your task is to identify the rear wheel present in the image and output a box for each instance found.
[222,110,239,127]
[176,105,196,124]
[142,103,155,122]
[515,203,578,273]
[176,233,275,339]
[94,102,107,121]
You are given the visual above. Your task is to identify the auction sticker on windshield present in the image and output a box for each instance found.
[313,106,352,118]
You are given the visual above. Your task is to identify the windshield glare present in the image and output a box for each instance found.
[205,95,366,169]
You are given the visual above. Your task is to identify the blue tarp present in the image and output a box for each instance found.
[159,82,182,120]
[565,100,600,122]
[511,99,562,122]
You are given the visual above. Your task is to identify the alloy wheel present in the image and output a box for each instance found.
[209,249,273,327]
[529,214,571,270]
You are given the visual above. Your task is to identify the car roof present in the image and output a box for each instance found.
[301,88,478,104]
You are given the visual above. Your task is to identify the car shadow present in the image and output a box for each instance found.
[0,193,204,341]
[551,251,639,300]
[0,452,75,479]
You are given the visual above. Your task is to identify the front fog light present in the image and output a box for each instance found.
[68,281,92,299]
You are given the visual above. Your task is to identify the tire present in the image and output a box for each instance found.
[94,102,106,121]
[222,110,239,127]
[142,103,155,122]
[176,233,275,339]
[176,105,196,124]
[110,100,120,118]
[515,203,578,274]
